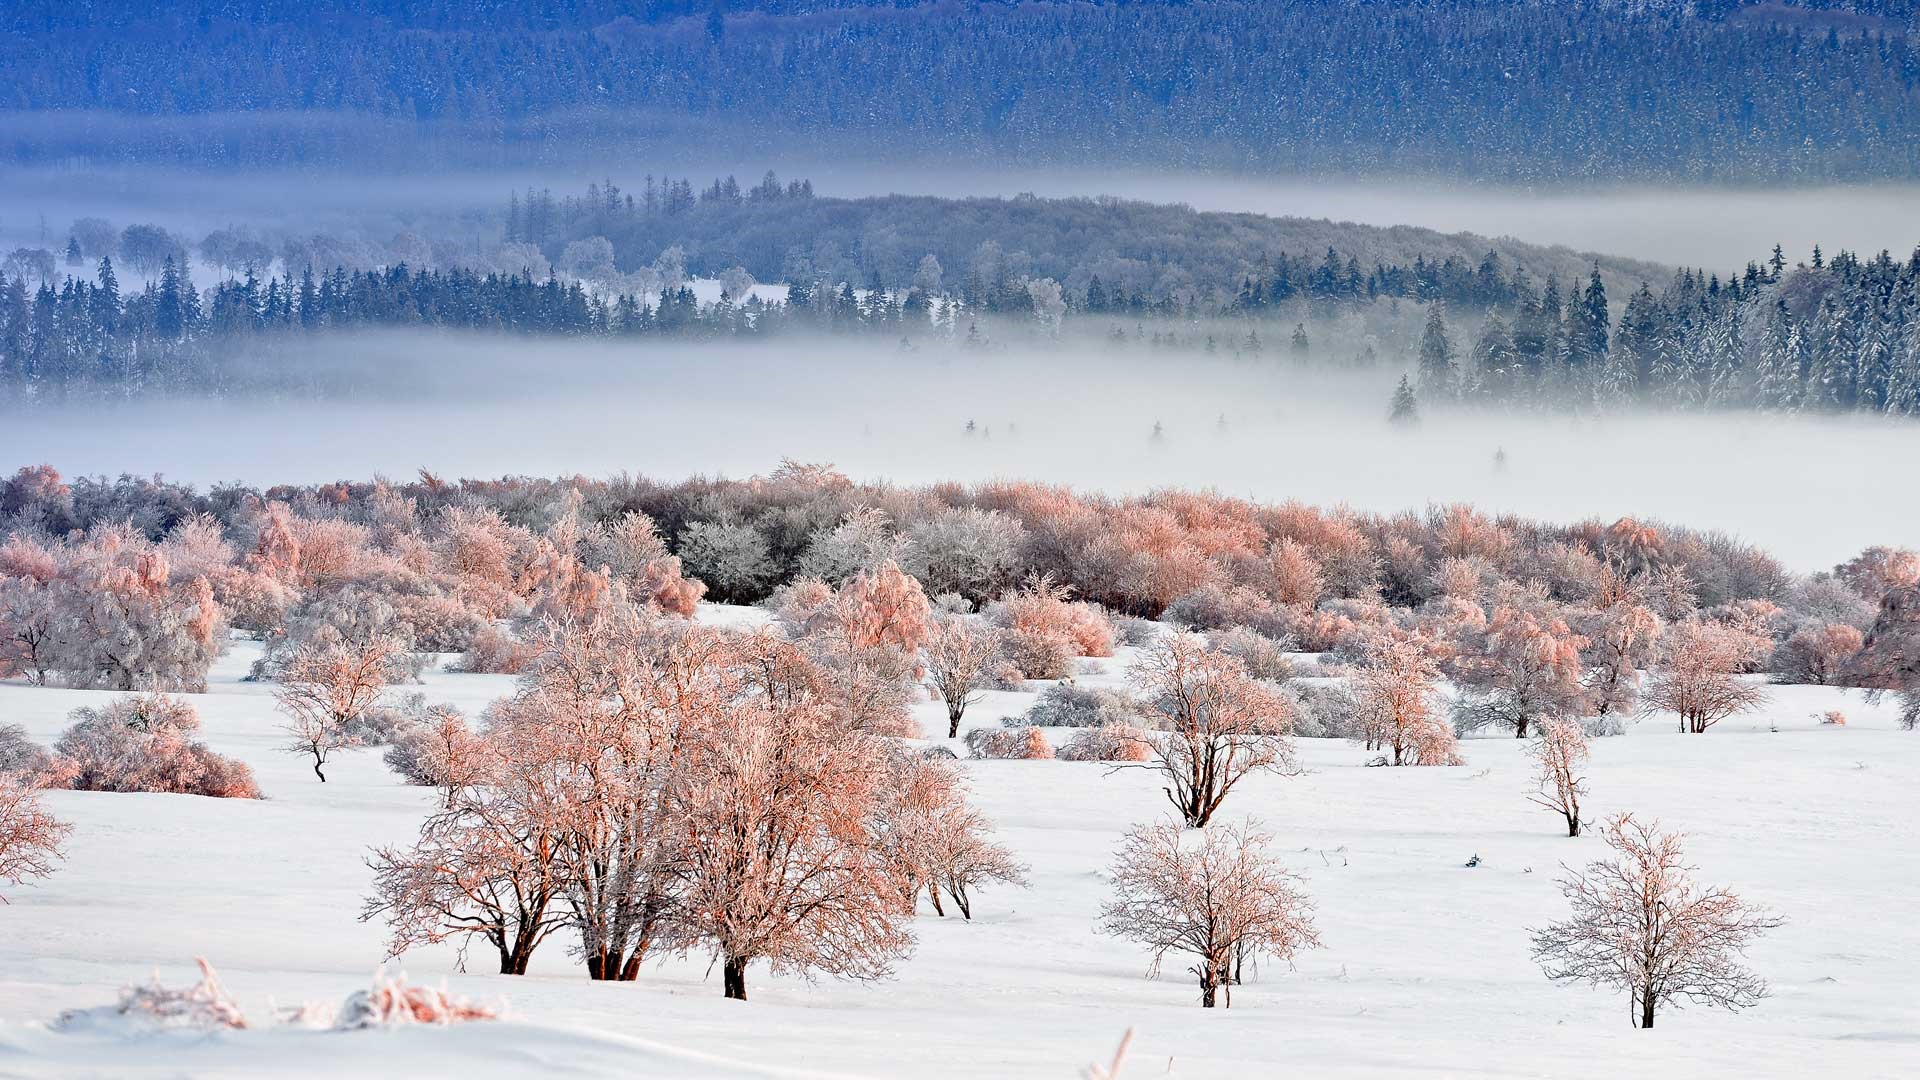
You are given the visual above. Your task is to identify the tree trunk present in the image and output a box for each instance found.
[1514,715,1530,738]
[1639,992,1656,1029]
[927,883,944,917]
[947,705,963,740]
[723,956,748,1001]
[312,757,327,782]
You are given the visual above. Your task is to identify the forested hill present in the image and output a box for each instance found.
[508,183,1671,304]
[5,1,1920,181]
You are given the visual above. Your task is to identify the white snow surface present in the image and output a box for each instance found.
[0,604,1913,1078]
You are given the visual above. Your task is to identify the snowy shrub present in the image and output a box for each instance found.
[677,520,776,603]
[1582,713,1630,738]
[997,626,1077,680]
[0,723,55,784]
[965,725,1054,760]
[454,623,540,674]
[1818,710,1847,726]
[105,958,249,1031]
[1114,616,1160,647]
[335,970,499,1028]
[55,694,261,798]
[919,745,959,761]
[1209,626,1296,683]
[900,507,1025,602]
[1288,683,1351,740]
[1163,584,1292,638]
[1015,683,1140,728]
[0,776,68,899]
[1057,723,1154,762]
[1770,621,1863,686]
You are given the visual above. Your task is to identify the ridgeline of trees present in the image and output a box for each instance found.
[1415,247,1920,416]
[4,2,1920,181]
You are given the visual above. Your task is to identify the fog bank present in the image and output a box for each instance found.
[0,332,1907,572]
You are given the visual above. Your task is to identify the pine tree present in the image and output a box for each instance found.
[1417,305,1455,397]
[1389,375,1420,426]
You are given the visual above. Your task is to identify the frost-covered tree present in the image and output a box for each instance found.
[677,521,775,603]
[1527,717,1589,837]
[275,622,403,780]
[1644,620,1768,734]
[0,778,68,901]
[924,613,998,739]
[1099,819,1320,1008]
[1124,633,1299,827]
[1452,604,1591,738]
[1349,630,1460,766]
[678,637,912,1000]
[1531,814,1783,1028]
[55,693,260,798]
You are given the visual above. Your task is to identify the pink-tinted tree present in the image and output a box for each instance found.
[1645,620,1769,733]
[1349,629,1461,766]
[1530,814,1783,1028]
[1527,717,1590,836]
[0,777,69,900]
[1098,819,1320,1008]
[1124,633,1299,827]
[678,636,912,1000]
[1451,603,1591,738]
[923,613,999,738]
[382,704,491,808]
[275,622,403,781]
[1772,621,1863,686]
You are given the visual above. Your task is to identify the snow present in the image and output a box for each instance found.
[0,606,1912,1078]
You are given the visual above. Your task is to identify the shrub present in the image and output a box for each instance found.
[0,723,55,784]
[1015,683,1141,728]
[455,623,540,674]
[54,694,261,798]
[1057,723,1154,762]
[965,725,1054,759]
[1209,626,1296,683]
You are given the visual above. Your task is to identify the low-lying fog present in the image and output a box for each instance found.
[2,332,1907,573]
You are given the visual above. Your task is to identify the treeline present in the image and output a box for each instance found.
[6,2,1920,181]
[506,179,1642,313]
[1418,247,1920,415]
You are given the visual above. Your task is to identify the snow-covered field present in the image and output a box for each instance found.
[0,605,1913,1078]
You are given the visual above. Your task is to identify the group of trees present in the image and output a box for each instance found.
[1416,246,1920,416]
[9,2,1920,182]
[364,577,1025,998]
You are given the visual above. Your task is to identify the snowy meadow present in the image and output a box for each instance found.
[0,463,1914,1078]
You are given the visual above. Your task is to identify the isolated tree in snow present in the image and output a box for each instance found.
[923,613,997,738]
[1644,620,1768,733]
[1098,819,1320,1008]
[1531,814,1782,1028]
[0,778,69,900]
[1349,629,1460,766]
[872,751,1025,919]
[1527,717,1589,836]
[1124,633,1299,827]
[275,622,402,780]
[678,636,912,1001]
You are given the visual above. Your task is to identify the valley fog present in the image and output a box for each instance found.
[2,332,1907,572]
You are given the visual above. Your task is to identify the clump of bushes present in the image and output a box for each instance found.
[53,693,261,798]
[1014,683,1141,728]
[965,726,1054,760]
[1056,724,1154,762]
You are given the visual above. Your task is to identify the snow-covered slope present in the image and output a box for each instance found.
[0,606,1912,1078]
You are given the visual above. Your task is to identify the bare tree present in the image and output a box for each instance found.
[924,613,997,738]
[1349,629,1461,766]
[1527,717,1589,836]
[1123,633,1299,827]
[0,778,69,900]
[274,623,400,781]
[1098,819,1320,1008]
[1530,814,1783,1028]
[1644,620,1768,734]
